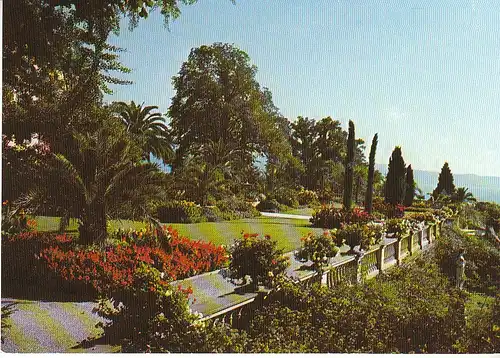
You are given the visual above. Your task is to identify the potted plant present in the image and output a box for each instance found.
[335,223,384,253]
[295,232,339,274]
[229,233,289,290]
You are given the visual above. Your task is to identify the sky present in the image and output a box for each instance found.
[105,0,500,177]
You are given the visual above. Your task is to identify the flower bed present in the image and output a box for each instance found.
[310,207,372,229]
[40,226,228,293]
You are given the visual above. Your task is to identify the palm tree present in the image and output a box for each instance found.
[15,115,167,245]
[174,138,245,205]
[112,101,173,163]
[452,187,476,203]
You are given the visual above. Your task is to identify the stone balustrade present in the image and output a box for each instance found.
[174,219,446,324]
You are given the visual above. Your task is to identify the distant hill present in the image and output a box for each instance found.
[375,164,500,204]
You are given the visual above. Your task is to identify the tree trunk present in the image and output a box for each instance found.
[79,198,107,246]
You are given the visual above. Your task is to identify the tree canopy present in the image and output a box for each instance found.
[169,43,290,201]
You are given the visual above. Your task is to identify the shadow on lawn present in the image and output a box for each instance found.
[2,277,97,302]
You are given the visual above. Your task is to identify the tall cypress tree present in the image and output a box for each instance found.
[404,164,415,207]
[433,162,456,197]
[364,133,378,214]
[343,120,355,210]
[384,146,406,205]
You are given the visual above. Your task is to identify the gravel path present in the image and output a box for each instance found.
[1,299,110,353]
[259,212,312,220]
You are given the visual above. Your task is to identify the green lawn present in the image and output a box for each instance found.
[33,216,323,252]
[281,207,315,216]
[167,217,323,252]
[33,216,148,233]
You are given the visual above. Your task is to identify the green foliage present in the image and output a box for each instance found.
[385,218,411,238]
[297,188,319,206]
[403,165,415,207]
[246,260,466,353]
[265,187,299,209]
[433,226,500,295]
[365,133,378,214]
[215,198,260,220]
[96,269,199,353]
[433,162,456,197]
[334,223,384,251]
[229,233,289,287]
[295,232,339,274]
[452,187,476,203]
[290,116,348,194]
[384,146,406,205]
[455,293,500,353]
[343,120,355,210]
[111,101,173,163]
[405,211,436,224]
[476,201,500,233]
[156,200,205,223]
[310,207,372,229]
[11,113,167,245]
[256,199,282,213]
[169,43,288,201]
[372,197,405,218]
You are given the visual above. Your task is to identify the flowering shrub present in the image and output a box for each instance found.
[297,189,319,206]
[372,198,405,219]
[334,223,384,251]
[295,232,339,274]
[310,206,372,229]
[1,201,37,236]
[405,211,436,224]
[385,218,411,238]
[229,233,289,288]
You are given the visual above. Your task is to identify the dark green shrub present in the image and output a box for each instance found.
[455,293,500,353]
[247,260,466,353]
[269,188,299,208]
[1,232,94,300]
[216,198,260,220]
[202,206,224,222]
[433,226,500,295]
[256,199,281,213]
[156,200,205,223]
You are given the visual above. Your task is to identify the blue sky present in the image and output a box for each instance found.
[105,0,500,177]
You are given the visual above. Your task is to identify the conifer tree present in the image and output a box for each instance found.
[404,164,415,207]
[364,133,378,214]
[384,146,406,205]
[433,162,456,197]
[343,120,355,210]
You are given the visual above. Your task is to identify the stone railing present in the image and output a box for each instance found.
[176,219,447,324]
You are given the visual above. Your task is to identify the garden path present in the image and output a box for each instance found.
[259,211,312,220]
